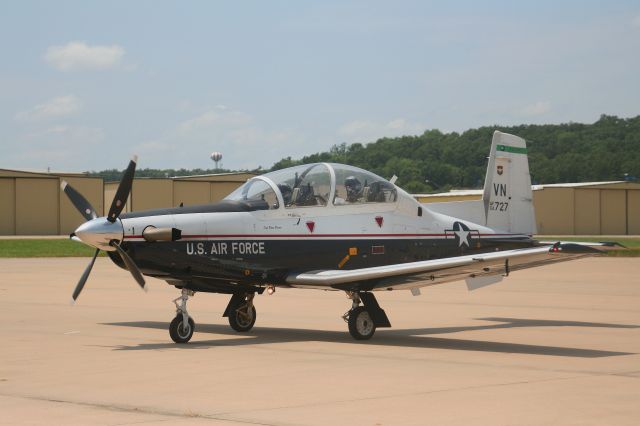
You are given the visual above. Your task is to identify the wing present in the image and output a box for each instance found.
[286,242,619,292]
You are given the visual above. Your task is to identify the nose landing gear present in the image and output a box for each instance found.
[169,288,195,343]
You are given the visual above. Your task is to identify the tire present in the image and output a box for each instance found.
[348,306,376,340]
[228,302,257,332]
[169,315,195,343]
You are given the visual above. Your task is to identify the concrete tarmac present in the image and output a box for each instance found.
[1,257,639,425]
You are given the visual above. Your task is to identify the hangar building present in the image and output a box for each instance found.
[2,168,639,236]
[104,172,255,214]
[0,169,253,236]
[0,169,103,236]
[415,181,640,235]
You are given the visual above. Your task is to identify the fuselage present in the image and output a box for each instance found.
[70,162,533,294]
[113,195,533,294]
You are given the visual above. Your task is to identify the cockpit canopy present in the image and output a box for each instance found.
[332,164,397,205]
[224,163,397,210]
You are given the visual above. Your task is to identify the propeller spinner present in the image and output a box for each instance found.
[61,156,146,303]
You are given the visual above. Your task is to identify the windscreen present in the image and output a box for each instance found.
[224,179,279,209]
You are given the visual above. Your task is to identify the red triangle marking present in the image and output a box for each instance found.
[375,216,383,228]
[306,221,315,233]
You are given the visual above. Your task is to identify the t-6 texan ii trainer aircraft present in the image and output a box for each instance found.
[61,131,619,343]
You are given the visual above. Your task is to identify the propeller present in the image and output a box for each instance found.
[110,240,146,290]
[62,155,146,303]
[107,155,137,222]
[61,181,98,221]
[71,248,99,303]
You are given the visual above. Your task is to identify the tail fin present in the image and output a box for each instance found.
[482,131,536,235]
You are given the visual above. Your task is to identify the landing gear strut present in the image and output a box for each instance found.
[343,291,391,340]
[224,292,257,332]
[169,288,195,343]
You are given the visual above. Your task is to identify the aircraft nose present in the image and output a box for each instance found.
[74,217,124,251]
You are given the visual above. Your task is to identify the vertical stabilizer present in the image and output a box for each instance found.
[482,131,536,235]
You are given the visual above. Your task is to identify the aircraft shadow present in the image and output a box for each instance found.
[102,317,637,357]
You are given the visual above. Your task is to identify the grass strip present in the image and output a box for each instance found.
[0,239,106,258]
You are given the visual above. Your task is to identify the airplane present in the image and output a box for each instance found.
[61,131,621,343]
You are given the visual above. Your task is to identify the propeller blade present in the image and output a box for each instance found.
[110,241,146,290]
[107,155,138,223]
[71,248,100,303]
[61,181,98,221]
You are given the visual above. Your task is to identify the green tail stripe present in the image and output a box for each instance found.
[496,144,527,154]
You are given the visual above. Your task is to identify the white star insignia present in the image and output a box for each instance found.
[454,229,470,247]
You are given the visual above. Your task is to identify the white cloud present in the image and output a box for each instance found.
[133,140,175,156]
[10,125,106,170]
[177,109,252,133]
[133,107,312,170]
[41,125,69,134]
[15,95,82,121]
[338,118,425,143]
[519,101,551,117]
[44,42,125,71]
[176,100,193,112]
[24,125,104,142]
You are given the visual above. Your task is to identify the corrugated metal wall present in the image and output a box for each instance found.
[2,171,638,236]
[0,175,103,236]
[1,172,249,236]
[418,183,640,235]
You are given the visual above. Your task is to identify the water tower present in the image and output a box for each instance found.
[210,151,223,171]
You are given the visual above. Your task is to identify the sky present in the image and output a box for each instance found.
[1,1,639,172]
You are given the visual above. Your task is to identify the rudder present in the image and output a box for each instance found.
[482,131,536,235]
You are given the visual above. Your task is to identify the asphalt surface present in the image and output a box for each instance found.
[1,257,639,425]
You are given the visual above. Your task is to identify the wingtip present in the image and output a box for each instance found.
[131,154,138,164]
[69,297,76,306]
[60,180,68,190]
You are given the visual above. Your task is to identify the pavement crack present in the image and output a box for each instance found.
[212,374,586,416]
[0,393,279,426]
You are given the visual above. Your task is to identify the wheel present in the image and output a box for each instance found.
[228,302,257,332]
[169,314,195,343]
[348,306,376,340]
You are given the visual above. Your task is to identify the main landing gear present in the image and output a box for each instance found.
[169,288,195,343]
[343,292,391,340]
[223,292,257,332]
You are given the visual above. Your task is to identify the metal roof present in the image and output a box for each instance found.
[531,181,635,189]
[0,168,89,177]
[412,189,483,198]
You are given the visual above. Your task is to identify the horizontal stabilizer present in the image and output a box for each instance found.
[541,241,627,253]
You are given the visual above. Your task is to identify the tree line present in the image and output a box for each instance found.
[90,114,640,193]
[89,167,243,183]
